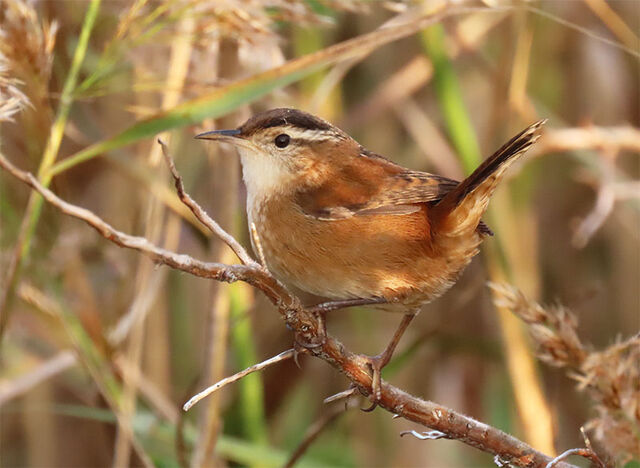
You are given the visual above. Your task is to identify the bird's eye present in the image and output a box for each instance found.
[274,134,290,148]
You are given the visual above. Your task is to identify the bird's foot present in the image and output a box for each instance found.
[360,313,416,411]
[291,311,328,368]
[360,352,392,412]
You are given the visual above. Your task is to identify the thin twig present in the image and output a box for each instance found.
[323,386,358,405]
[544,448,605,468]
[284,400,357,468]
[0,151,286,303]
[158,139,257,267]
[579,426,594,452]
[183,349,295,411]
[0,151,575,467]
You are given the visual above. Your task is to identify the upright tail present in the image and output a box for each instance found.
[431,120,546,237]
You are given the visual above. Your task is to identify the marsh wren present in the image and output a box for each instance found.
[197,108,544,402]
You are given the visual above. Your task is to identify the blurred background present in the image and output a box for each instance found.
[0,0,638,466]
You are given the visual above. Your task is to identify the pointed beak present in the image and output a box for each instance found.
[194,128,242,141]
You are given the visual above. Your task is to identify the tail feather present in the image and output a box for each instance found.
[432,120,546,237]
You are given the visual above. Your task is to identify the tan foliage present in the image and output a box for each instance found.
[491,282,640,463]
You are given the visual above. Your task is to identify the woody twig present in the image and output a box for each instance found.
[183,349,295,411]
[0,147,573,468]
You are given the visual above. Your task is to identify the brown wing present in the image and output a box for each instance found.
[294,148,459,221]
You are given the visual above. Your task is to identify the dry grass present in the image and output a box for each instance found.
[0,59,29,123]
[0,0,638,466]
[491,282,640,464]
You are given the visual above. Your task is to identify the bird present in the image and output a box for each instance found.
[196,108,545,404]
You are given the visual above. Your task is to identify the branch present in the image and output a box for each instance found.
[183,349,295,411]
[158,139,257,267]
[0,150,295,309]
[0,150,571,467]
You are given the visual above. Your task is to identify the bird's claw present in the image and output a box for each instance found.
[292,340,311,369]
[360,354,386,412]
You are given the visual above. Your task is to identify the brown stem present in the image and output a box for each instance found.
[0,150,572,468]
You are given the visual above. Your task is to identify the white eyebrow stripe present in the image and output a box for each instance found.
[284,127,337,142]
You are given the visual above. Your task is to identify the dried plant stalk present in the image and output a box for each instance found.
[490,282,587,369]
[491,282,640,463]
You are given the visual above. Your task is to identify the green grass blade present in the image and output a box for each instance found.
[55,303,122,407]
[421,24,481,173]
[47,6,470,178]
[229,283,268,447]
[48,404,320,468]
[421,23,510,268]
[38,0,102,178]
[24,0,103,252]
[49,67,314,176]
[0,0,101,340]
[422,24,556,453]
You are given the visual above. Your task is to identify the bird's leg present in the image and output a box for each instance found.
[308,297,387,341]
[309,297,388,314]
[295,298,390,371]
[362,313,416,412]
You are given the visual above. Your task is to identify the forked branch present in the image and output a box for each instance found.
[158,139,257,266]
[0,148,572,468]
